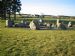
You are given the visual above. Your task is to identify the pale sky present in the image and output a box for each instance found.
[21,0,75,16]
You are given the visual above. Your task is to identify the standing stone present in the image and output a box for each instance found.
[8,20,14,27]
[21,20,23,23]
[46,23,50,29]
[6,20,8,27]
[33,20,40,30]
[39,19,42,23]
[29,21,36,30]
[29,20,40,30]
[68,21,72,28]
[56,19,60,29]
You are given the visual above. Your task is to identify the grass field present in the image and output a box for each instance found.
[0,20,75,56]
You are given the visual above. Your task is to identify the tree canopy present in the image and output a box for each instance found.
[0,0,21,19]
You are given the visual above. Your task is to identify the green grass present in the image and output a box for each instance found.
[0,20,75,56]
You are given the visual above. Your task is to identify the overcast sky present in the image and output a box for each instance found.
[21,0,75,16]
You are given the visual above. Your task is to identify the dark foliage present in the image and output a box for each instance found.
[0,0,21,19]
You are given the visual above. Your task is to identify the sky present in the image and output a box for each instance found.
[21,0,75,16]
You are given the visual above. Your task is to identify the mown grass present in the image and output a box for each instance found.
[0,20,75,56]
